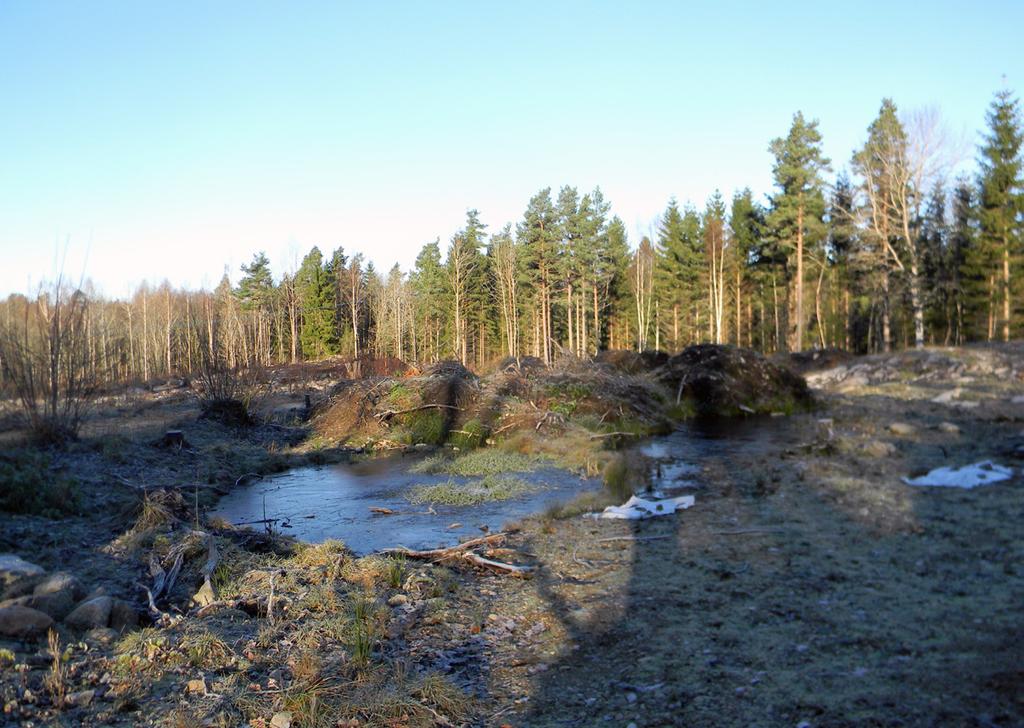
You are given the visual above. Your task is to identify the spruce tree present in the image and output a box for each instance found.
[296,247,336,359]
[977,89,1024,341]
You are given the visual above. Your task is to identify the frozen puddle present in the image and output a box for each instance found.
[592,494,696,520]
[903,461,1014,489]
[212,456,599,553]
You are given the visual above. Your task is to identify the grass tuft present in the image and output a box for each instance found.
[407,475,533,506]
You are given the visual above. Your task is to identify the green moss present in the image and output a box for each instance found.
[0,449,80,517]
[407,475,533,505]
[401,409,446,446]
[448,419,489,449]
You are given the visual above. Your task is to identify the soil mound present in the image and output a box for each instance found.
[595,349,668,373]
[656,344,812,416]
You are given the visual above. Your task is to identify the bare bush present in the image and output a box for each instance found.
[0,277,98,443]
[192,315,267,426]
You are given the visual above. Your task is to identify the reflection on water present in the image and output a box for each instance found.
[213,417,805,554]
[211,454,600,553]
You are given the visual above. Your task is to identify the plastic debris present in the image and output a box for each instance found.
[593,494,695,520]
[902,460,1013,489]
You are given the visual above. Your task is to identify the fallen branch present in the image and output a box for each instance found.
[459,552,534,576]
[380,532,508,559]
[712,528,786,536]
[235,472,264,488]
[596,535,673,543]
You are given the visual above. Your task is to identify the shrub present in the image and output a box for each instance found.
[0,449,80,516]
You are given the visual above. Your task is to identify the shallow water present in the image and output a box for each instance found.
[212,416,805,553]
[211,455,600,553]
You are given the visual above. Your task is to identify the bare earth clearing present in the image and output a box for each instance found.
[1,345,1022,727]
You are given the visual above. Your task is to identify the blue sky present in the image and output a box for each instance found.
[1,1,1021,296]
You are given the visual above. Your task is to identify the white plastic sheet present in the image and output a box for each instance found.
[594,494,696,520]
[902,460,1013,489]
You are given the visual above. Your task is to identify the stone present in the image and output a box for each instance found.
[0,589,75,621]
[185,678,207,695]
[33,573,85,602]
[270,712,293,728]
[191,582,216,608]
[65,596,113,630]
[108,599,139,633]
[937,422,961,435]
[0,605,54,638]
[888,422,916,436]
[0,555,45,587]
[862,440,896,458]
[66,689,95,708]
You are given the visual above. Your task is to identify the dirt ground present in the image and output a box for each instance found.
[1,345,1022,727]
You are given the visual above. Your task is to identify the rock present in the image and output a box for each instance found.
[888,422,916,436]
[33,573,86,602]
[932,388,961,404]
[937,422,961,435]
[862,440,896,458]
[0,555,45,587]
[0,589,76,621]
[0,605,54,638]
[387,594,408,607]
[270,712,293,728]
[108,599,139,632]
[85,627,119,646]
[65,596,113,630]
[185,678,207,695]
[66,689,95,708]
[191,582,216,608]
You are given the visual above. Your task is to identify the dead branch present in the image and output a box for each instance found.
[589,431,643,440]
[380,532,508,559]
[596,535,673,543]
[235,472,264,488]
[459,551,533,576]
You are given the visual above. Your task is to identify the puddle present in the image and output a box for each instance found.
[213,416,805,553]
[641,415,806,492]
[211,455,599,553]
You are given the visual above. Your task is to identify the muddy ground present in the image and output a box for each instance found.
[1,345,1022,727]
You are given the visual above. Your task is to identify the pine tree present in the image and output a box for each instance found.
[767,112,831,351]
[237,252,275,364]
[977,89,1024,341]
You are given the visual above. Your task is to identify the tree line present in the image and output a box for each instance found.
[1,90,1021,388]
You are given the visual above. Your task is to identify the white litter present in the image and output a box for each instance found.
[593,494,695,520]
[902,461,1013,489]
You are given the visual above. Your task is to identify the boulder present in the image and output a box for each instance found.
[65,596,113,630]
[33,572,86,601]
[0,554,45,587]
[108,599,139,632]
[888,422,916,437]
[0,605,54,638]
[862,440,897,458]
[0,589,76,621]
